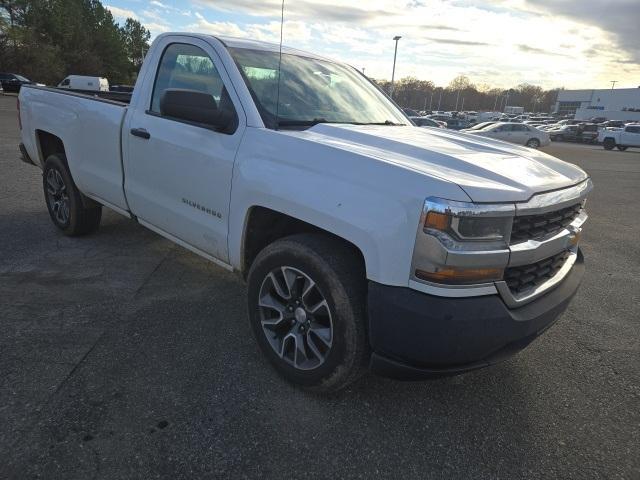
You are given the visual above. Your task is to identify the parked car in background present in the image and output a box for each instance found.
[599,120,627,129]
[410,117,446,128]
[599,124,640,151]
[460,121,497,132]
[549,125,580,142]
[403,108,421,117]
[427,114,452,122]
[578,123,599,144]
[445,118,467,130]
[467,122,550,148]
[0,82,3,94]
[58,75,109,92]
[0,73,34,93]
[589,117,607,124]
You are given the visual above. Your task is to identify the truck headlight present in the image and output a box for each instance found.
[412,198,514,285]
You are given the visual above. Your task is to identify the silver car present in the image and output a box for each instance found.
[466,122,550,148]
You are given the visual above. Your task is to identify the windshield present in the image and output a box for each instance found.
[229,47,407,129]
[14,74,30,82]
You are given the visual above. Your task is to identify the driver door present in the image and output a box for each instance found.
[124,38,244,264]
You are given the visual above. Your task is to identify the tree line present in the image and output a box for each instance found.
[0,0,150,85]
[376,75,561,113]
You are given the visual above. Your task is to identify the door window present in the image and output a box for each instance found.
[150,43,236,124]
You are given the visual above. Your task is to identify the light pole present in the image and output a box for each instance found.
[455,88,461,111]
[429,90,434,111]
[390,35,401,99]
[437,88,443,110]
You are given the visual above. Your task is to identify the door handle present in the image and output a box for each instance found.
[130,128,150,139]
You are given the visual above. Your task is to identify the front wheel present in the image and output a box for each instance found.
[43,154,102,235]
[526,138,540,148]
[603,138,615,150]
[247,234,368,392]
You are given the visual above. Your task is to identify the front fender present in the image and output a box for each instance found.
[228,128,469,286]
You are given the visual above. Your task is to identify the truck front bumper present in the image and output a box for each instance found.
[368,251,584,380]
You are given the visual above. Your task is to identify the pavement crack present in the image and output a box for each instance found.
[133,247,174,297]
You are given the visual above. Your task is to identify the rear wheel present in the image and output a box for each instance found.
[247,234,368,392]
[555,135,564,142]
[603,138,615,150]
[526,138,540,148]
[617,145,628,151]
[43,154,102,235]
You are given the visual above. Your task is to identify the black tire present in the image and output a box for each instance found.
[43,154,102,235]
[247,233,368,392]
[617,145,628,151]
[526,138,540,148]
[603,138,615,150]
[555,135,564,142]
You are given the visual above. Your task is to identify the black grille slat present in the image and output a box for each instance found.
[510,203,582,244]
[504,251,570,295]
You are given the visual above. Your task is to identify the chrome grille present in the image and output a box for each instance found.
[510,203,582,245]
[504,250,570,295]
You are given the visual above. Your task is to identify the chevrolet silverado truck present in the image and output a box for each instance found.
[18,34,592,392]
[599,124,640,151]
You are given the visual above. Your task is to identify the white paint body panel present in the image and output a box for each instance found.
[19,33,589,289]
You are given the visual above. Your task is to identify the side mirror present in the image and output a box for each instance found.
[159,88,235,132]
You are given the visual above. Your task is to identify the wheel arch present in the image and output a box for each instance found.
[36,130,98,209]
[35,130,67,169]
[240,206,367,281]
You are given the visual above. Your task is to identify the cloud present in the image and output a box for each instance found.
[427,38,490,46]
[111,0,640,89]
[517,44,569,57]
[105,5,137,20]
[524,0,640,63]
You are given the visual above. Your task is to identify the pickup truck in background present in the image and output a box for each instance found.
[18,33,592,392]
[599,124,640,151]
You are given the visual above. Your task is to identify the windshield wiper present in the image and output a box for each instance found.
[352,120,404,126]
[277,118,405,128]
[277,118,330,127]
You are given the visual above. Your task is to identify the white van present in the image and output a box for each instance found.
[58,75,109,92]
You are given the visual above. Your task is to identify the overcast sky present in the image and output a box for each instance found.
[106,0,640,89]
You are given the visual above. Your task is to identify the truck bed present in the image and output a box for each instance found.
[19,85,130,213]
[25,85,132,105]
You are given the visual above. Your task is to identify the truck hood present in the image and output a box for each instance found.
[286,124,588,202]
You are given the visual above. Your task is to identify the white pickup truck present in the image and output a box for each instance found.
[599,124,640,151]
[18,33,592,391]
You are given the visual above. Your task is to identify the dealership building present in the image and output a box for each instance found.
[554,87,640,121]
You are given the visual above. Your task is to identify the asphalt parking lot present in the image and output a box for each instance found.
[1,93,638,479]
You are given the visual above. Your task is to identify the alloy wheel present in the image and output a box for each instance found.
[257,266,333,370]
[45,168,70,225]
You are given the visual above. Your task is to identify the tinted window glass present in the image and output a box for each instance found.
[512,124,527,131]
[626,126,640,133]
[151,43,234,120]
[61,78,70,86]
